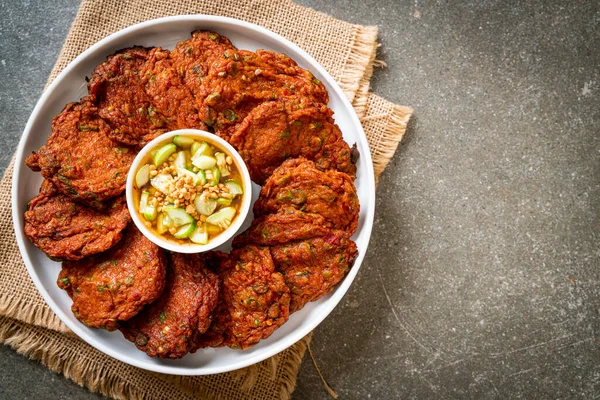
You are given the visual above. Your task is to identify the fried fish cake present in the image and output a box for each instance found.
[170,30,237,99]
[25,100,135,208]
[88,46,172,147]
[24,180,130,261]
[228,100,288,183]
[57,225,167,331]
[270,232,358,312]
[139,47,205,131]
[254,158,359,234]
[228,98,356,183]
[284,105,357,179]
[232,208,332,248]
[198,49,329,140]
[198,246,290,349]
[120,252,220,359]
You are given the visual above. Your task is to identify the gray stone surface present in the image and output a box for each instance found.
[1,0,599,399]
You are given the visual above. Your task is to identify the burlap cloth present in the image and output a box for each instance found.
[0,0,412,398]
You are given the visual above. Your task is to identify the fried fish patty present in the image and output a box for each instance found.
[229,99,356,183]
[88,46,172,147]
[232,208,332,248]
[270,232,358,312]
[198,49,329,141]
[253,158,359,234]
[139,47,205,131]
[25,100,135,208]
[233,204,358,312]
[197,246,290,349]
[120,252,221,359]
[57,225,167,331]
[24,180,130,261]
[170,30,237,99]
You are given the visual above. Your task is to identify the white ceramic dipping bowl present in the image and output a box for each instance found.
[126,129,252,253]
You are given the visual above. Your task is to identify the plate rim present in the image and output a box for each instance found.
[11,14,376,375]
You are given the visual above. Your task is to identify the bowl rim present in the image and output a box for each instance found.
[12,15,376,375]
[126,129,252,253]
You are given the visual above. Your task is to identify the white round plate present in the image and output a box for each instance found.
[12,15,375,375]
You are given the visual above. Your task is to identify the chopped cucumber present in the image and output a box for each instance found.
[210,167,221,186]
[206,206,236,228]
[220,165,231,177]
[174,151,192,170]
[177,167,204,186]
[192,155,217,170]
[139,191,157,221]
[150,174,174,194]
[215,153,231,177]
[139,191,150,211]
[189,224,209,244]
[193,141,213,157]
[173,135,194,148]
[135,164,150,189]
[216,197,232,206]
[173,221,196,239]
[153,143,177,166]
[196,169,207,185]
[156,213,170,234]
[164,206,194,227]
[143,205,157,221]
[225,180,243,196]
[174,151,185,169]
[165,196,175,203]
[194,195,217,216]
[190,141,201,157]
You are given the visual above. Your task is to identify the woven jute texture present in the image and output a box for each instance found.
[0,0,413,398]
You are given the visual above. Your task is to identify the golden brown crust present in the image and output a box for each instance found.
[198,49,329,142]
[28,100,135,208]
[57,225,167,331]
[119,252,220,359]
[139,47,206,131]
[171,30,237,99]
[24,181,130,261]
[270,233,357,312]
[197,246,290,350]
[229,98,356,184]
[88,47,171,147]
[232,207,331,248]
[254,158,359,234]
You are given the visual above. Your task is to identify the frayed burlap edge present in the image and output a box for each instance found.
[276,333,310,400]
[0,314,312,400]
[373,104,413,179]
[360,96,414,183]
[149,333,311,400]
[0,291,71,335]
[339,25,379,102]
[351,44,378,120]
[0,316,194,400]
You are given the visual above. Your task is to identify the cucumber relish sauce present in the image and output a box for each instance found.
[132,135,244,245]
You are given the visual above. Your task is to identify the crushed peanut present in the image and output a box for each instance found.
[145,163,233,214]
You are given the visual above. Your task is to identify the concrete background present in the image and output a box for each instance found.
[1,0,598,398]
